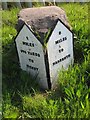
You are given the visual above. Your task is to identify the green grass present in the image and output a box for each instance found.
[1,3,90,119]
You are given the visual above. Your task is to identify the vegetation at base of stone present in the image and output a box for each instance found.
[2,3,90,119]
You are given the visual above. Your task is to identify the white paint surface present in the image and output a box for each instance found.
[47,20,74,88]
[15,24,48,89]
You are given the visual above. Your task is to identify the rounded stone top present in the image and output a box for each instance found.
[16,6,72,42]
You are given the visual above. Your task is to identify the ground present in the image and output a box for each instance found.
[1,2,90,119]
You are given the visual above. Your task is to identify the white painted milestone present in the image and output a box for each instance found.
[47,19,74,88]
[15,24,48,89]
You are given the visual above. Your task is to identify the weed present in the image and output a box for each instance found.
[2,3,90,119]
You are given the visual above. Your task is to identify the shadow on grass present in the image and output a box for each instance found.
[2,38,41,110]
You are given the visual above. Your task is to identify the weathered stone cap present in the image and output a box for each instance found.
[16,6,72,42]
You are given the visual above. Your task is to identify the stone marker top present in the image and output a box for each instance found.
[16,6,72,43]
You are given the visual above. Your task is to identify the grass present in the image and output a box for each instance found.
[1,3,90,119]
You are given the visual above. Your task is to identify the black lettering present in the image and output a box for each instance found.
[27,65,38,71]
[38,54,40,57]
[36,68,38,71]
[26,36,29,40]
[21,50,26,54]
[32,52,34,55]
[59,48,64,53]
[64,56,66,60]
[53,54,71,66]
[60,39,62,43]
[63,37,65,41]
[23,41,34,47]
[65,37,67,40]
[59,59,61,62]
[55,61,57,65]
[53,62,55,66]
[35,53,37,56]
[26,42,28,46]
[57,60,60,63]
[29,59,34,63]
[59,50,61,53]
[63,57,66,61]
[34,67,36,70]
[59,31,61,35]
[55,36,67,45]
[68,54,70,57]
[28,51,40,57]
[23,41,27,45]
[55,40,58,44]
[61,58,63,61]
[32,43,34,47]
[29,43,31,46]
[27,64,28,67]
